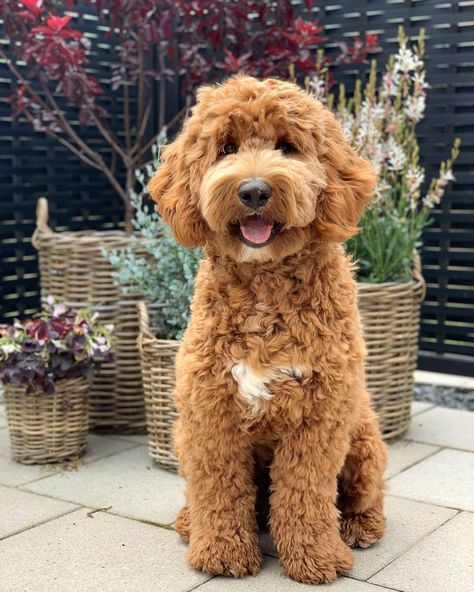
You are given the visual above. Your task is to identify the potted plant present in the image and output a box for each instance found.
[1,0,378,430]
[0,298,112,464]
[315,28,460,437]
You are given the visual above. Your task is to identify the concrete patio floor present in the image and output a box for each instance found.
[0,396,473,591]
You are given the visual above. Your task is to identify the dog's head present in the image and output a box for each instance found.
[149,75,375,262]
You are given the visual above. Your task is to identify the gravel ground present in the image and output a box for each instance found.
[414,383,474,412]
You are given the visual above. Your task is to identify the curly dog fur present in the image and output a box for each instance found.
[149,74,387,584]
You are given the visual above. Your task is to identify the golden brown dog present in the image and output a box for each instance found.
[149,74,387,585]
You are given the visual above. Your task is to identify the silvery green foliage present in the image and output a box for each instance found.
[103,131,202,340]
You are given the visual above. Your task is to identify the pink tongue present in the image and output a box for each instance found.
[240,216,273,244]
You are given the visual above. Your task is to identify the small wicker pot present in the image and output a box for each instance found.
[32,197,147,433]
[5,377,90,464]
[137,301,179,471]
[358,261,426,439]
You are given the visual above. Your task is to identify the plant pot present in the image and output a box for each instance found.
[4,376,90,464]
[32,197,147,433]
[357,259,426,439]
[137,301,179,471]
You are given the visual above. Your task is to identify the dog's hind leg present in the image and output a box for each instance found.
[338,400,387,548]
[175,505,191,542]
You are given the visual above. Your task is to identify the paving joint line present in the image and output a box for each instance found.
[6,441,143,488]
[386,445,443,480]
[366,509,461,582]
[182,576,216,591]
[9,483,173,529]
[0,506,81,543]
[2,483,176,531]
[387,491,468,512]
[402,438,473,454]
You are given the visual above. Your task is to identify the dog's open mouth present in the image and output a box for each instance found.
[236,215,282,248]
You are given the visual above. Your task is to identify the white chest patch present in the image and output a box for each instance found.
[231,362,308,413]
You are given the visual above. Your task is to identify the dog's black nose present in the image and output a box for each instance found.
[238,179,272,210]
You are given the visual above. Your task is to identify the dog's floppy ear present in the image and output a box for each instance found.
[148,127,207,248]
[314,112,376,242]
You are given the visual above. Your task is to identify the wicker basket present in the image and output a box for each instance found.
[5,376,90,464]
[137,263,425,471]
[32,197,147,433]
[137,301,179,471]
[358,260,426,439]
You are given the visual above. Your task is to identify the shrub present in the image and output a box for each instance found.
[103,135,201,340]
[318,28,460,282]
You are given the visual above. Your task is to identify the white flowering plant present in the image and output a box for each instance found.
[103,131,202,340]
[313,28,460,282]
[0,297,113,394]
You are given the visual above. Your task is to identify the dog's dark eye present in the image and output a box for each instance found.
[276,140,297,155]
[222,142,237,155]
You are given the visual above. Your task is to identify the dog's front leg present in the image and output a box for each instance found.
[270,424,354,584]
[185,415,262,577]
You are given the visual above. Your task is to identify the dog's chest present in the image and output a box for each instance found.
[231,361,308,413]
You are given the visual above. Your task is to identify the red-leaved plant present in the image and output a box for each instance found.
[0,297,113,394]
[1,0,380,228]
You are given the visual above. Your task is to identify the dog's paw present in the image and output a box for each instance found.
[340,507,385,549]
[280,535,353,584]
[174,506,191,542]
[187,533,262,577]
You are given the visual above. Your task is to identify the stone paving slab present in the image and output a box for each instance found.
[24,445,185,525]
[385,440,439,479]
[195,556,398,591]
[0,484,76,540]
[1,403,473,591]
[0,428,60,486]
[260,495,456,581]
[0,508,211,592]
[414,371,472,389]
[0,428,137,487]
[116,434,149,445]
[370,512,474,592]
[405,407,474,452]
[390,449,474,511]
[0,406,6,428]
[410,401,435,416]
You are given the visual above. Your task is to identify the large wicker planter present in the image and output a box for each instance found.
[138,264,425,471]
[5,376,90,464]
[32,197,146,433]
[358,262,426,439]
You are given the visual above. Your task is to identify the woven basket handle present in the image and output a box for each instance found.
[137,301,153,352]
[412,252,427,303]
[32,197,53,248]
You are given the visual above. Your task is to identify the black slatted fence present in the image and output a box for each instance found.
[309,0,474,375]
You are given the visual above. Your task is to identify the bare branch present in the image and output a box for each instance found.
[21,109,103,171]
[136,44,145,144]
[158,52,166,131]
[37,75,113,166]
[138,102,190,158]
[134,101,152,151]
[132,100,152,165]
[123,81,132,153]
[85,108,129,164]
